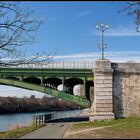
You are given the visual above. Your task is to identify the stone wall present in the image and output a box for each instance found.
[90,60,140,121]
[112,62,140,118]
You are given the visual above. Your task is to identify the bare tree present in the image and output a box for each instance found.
[120,1,140,32]
[0,2,54,67]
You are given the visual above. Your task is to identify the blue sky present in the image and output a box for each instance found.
[19,1,140,62]
[1,1,140,97]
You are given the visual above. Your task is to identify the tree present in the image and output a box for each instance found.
[0,2,54,67]
[30,95,35,99]
[120,1,140,32]
[42,95,49,100]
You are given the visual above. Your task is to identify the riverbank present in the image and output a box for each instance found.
[0,110,81,138]
[4,109,140,139]
[63,117,140,139]
[0,124,44,139]
[0,110,81,132]
[10,116,140,139]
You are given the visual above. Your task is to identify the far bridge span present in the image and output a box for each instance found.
[0,61,95,108]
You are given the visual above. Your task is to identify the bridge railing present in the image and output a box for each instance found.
[8,61,94,69]
[32,110,81,126]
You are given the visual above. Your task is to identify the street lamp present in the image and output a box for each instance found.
[96,22,109,60]
[136,9,140,32]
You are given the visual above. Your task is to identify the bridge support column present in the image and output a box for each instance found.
[62,77,66,91]
[83,77,87,98]
[20,76,24,81]
[89,59,114,121]
[41,77,45,86]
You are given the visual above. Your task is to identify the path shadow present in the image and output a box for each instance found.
[47,116,89,123]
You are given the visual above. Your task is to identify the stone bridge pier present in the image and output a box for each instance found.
[90,59,140,121]
[90,59,114,121]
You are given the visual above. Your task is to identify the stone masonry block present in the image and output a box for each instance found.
[96,103,113,108]
[96,99,113,104]
[95,88,112,92]
[95,74,112,77]
[96,95,113,100]
[95,79,112,84]
[95,84,113,88]
[95,91,113,96]
[89,112,114,121]
[96,107,113,112]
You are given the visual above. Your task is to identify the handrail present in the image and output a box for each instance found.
[1,61,94,69]
[33,110,81,126]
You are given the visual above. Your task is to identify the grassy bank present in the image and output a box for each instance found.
[64,117,140,139]
[0,125,45,139]
[71,117,140,131]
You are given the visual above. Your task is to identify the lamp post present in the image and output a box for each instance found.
[136,9,140,32]
[96,22,109,60]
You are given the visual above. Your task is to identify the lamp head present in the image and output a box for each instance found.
[106,24,109,29]
[96,24,99,29]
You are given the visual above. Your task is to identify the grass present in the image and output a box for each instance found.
[0,124,45,139]
[110,117,140,131]
[64,117,140,139]
[1,117,140,139]
[71,117,140,131]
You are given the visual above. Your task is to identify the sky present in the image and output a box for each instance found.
[1,1,140,97]
[20,1,140,62]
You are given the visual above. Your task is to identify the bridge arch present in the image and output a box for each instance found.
[23,77,41,85]
[86,80,94,100]
[43,77,62,89]
[65,77,84,94]
[0,78,91,107]
[6,76,19,81]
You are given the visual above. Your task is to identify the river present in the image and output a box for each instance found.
[0,110,81,132]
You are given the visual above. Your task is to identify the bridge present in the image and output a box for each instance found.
[2,59,140,121]
[0,61,94,108]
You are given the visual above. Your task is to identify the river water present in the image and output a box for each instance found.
[0,110,81,132]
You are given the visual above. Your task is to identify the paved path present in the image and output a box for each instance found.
[19,110,89,139]
[19,122,70,139]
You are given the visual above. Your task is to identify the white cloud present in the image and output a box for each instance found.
[76,10,91,18]
[92,25,140,37]
[53,51,140,62]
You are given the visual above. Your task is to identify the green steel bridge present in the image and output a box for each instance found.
[0,62,94,108]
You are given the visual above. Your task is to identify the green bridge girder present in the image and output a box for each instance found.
[0,78,91,107]
[0,68,93,80]
[0,68,94,108]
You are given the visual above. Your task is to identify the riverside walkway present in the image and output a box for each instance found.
[20,109,89,139]
[20,122,70,139]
